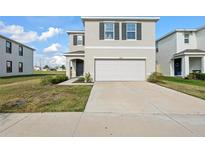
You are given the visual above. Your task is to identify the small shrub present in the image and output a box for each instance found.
[147,72,162,83]
[74,76,85,83]
[186,73,197,80]
[187,73,205,80]
[194,73,205,80]
[41,75,68,85]
[84,72,92,83]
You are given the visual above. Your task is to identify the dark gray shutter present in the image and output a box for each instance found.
[122,23,126,40]
[73,35,77,45]
[99,23,104,40]
[114,23,119,40]
[83,35,85,45]
[137,23,142,40]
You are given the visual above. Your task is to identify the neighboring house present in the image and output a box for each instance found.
[57,68,65,71]
[42,68,49,71]
[156,27,205,77]
[0,34,35,77]
[34,66,41,71]
[64,16,159,81]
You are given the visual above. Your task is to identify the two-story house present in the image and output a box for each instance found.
[64,16,159,81]
[0,34,35,77]
[156,26,205,77]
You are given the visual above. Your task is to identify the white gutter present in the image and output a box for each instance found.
[81,16,160,21]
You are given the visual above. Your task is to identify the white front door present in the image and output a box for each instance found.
[95,59,146,81]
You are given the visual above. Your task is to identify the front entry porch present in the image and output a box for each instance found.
[70,59,84,78]
[171,49,205,77]
[64,51,85,79]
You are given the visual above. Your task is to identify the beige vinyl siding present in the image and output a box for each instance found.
[84,20,156,47]
[69,33,85,52]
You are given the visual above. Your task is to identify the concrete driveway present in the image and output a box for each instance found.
[1,82,205,137]
[85,82,205,114]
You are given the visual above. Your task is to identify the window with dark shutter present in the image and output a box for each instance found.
[184,34,189,44]
[104,23,114,40]
[99,23,104,40]
[76,35,83,45]
[122,23,126,40]
[137,23,142,40]
[115,23,119,40]
[73,35,77,45]
[126,23,136,40]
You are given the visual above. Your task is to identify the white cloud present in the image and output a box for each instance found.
[34,52,65,67]
[48,55,66,66]
[43,43,62,53]
[0,21,63,43]
[0,21,38,43]
[11,31,38,43]
[0,24,24,34]
[38,27,63,41]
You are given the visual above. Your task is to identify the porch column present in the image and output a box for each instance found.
[66,58,71,78]
[183,56,190,77]
[202,56,205,73]
[170,60,174,76]
[72,60,77,78]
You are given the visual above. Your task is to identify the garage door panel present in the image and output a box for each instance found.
[95,59,145,81]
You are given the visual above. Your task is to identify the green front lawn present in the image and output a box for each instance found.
[0,71,66,85]
[157,76,205,100]
[33,70,66,75]
[0,73,92,113]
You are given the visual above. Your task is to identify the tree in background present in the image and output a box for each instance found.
[43,65,49,69]
[60,65,66,70]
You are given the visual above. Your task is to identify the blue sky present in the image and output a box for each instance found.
[0,16,205,67]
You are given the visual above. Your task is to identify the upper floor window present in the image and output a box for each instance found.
[6,41,12,53]
[6,61,12,73]
[122,23,141,40]
[126,23,136,40]
[184,34,189,44]
[19,62,23,72]
[104,23,114,40]
[73,35,84,46]
[19,45,23,56]
[77,35,83,45]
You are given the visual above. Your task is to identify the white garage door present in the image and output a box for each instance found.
[95,59,146,81]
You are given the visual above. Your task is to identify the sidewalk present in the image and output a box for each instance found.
[1,112,204,137]
[58,78,79,85]
[58,77,94,86]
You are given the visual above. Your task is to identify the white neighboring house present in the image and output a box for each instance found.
[34,66,41,71]
[64,16,159,81]
[0,34,35,77]
[57,68,65,71]
[156,26,205,77]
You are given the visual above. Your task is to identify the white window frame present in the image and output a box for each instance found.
[126,23,137,40]
[77,35,83,46]
[19,62,23,72]
[6,61,12,73]
[184,33,189,44]
[6,41,12,53]
[104,22,115,40]
[19,45,23,56]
